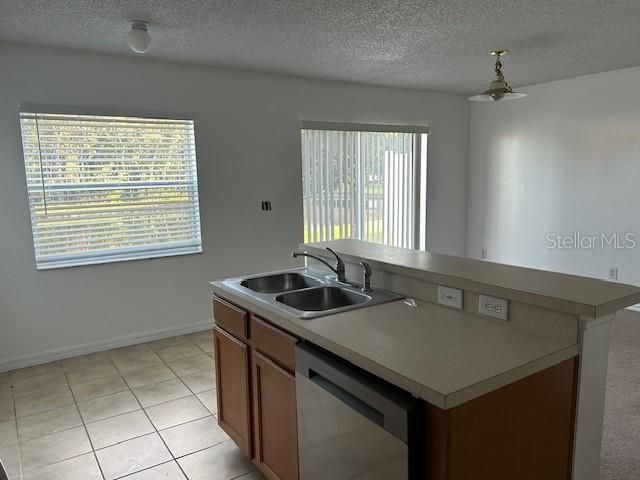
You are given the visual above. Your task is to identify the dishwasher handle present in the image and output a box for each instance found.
[295,342,420,443]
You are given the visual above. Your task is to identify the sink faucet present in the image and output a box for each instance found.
[292,247,346,283]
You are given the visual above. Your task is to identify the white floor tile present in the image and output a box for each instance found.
[145,395,209,431]
[95,432,172,480]
[177,441,254,480]
[0,420,18,448]
[133,379,191,408]
[159,416,228,457]
[86,410,154,449]
[20,453,102,480]
[20,426,92,472]
[77,390,140,423]
[121,460,186,479]
[17,405,82,442]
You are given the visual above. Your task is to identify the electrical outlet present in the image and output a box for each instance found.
[609,267,618,281]
[478,294,508,321]
[481,248,488,259]
[438,286,463,309]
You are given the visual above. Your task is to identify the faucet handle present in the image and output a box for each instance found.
[360,262,372,293]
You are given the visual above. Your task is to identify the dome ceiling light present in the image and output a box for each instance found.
[468,50,526,102]
[128,20,151,54]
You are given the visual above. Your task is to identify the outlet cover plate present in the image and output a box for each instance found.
[438,286,463,309]
[478,294,508,321]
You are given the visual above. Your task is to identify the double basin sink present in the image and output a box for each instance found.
[223,270,402,319]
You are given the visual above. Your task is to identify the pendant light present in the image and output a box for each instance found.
[468,50,526,102]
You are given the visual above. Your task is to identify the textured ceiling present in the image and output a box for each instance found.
[1,0,640,94]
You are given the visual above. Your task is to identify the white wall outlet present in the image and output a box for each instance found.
[608,267,618,281]
[438,286,463,309]
[481,248,488,259]
[478,294,508,321]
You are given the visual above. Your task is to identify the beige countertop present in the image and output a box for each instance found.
[303,240,640,317]
[211,277,579,409]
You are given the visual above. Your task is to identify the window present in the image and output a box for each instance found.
[19,109,202,269]
[300,122,428,250]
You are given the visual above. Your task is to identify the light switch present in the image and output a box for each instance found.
[438,286,463,309]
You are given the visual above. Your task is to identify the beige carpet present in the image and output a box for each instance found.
[600,309,640,479]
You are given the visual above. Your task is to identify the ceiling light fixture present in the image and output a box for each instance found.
[128,20,151,54]
[468,50,526,102]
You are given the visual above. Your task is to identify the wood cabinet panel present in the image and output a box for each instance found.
[425,357,579,480]
[213,296,248,341]
[252,350,299,480]
[250,315,297,373]
[213,325,252,457]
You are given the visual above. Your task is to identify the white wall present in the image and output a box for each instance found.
[468,66,640,286]
[0,43,469,367]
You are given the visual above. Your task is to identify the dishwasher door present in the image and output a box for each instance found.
[295,343,422,480]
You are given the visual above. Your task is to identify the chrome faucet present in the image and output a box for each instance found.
[292,247,346,283]
[360,262,372,293]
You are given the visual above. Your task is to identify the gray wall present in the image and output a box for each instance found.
[468,66,640,286]
[0,43,469,366]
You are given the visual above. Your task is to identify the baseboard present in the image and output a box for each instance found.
[626,304,640,313]
[0,319,214,373]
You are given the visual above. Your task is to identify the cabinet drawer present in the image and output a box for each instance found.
[213,296,248,341]
[250,315,297,373]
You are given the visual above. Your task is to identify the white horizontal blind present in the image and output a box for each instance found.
[301,128,425,249]
[19,112,202,269]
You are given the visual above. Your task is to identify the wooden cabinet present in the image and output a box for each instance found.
[424,357,579,480]
[213,325,252,457]
[252,350,299,480]
[213,295,299,480]
[213,294,578,480]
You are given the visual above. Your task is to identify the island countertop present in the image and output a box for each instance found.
[211,273,579,409]
[303,239,640,317]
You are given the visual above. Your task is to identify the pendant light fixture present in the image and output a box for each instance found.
[468,50,526,102]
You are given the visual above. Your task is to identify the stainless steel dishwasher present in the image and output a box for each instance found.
[295,342,423,480]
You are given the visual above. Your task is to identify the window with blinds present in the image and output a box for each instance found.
[19,110,202,270]
[301,122,428,250]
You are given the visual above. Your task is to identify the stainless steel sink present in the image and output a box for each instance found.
[222,268,403,319]
[240,272,322,294]
[276,286,369,311]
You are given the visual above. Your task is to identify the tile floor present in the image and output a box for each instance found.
[0,331,264,480]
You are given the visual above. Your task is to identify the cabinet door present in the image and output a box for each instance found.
[213,326,252,457]
[252,350,299,480]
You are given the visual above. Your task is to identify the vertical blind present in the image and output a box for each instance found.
[301,125,427,249]
[19,111,202,269]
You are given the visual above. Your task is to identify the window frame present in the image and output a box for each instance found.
[299,121,429,250]
[18,104,204,270]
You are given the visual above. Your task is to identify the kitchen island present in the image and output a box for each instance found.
[210,240,640,480]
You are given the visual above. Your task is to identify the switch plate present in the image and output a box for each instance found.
[608,267,618,281]
[478,294,508,321]
[438,286,463,309]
